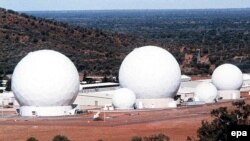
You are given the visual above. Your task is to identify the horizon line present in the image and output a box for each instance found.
[17,7,250,12]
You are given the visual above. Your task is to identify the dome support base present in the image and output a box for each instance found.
[218,90,240,100]
[19,106,76,116]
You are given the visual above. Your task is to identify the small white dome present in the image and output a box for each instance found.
[112,88,136,109]
[119,46,181,99]
[12,50,80,106]
[212,64,243,90]
[195,82,217,103]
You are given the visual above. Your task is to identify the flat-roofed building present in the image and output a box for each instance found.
[75,82,120,106]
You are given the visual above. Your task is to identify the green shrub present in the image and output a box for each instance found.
[52,135,70,141]
[132,133,170,141]
[196,100,250,141]
[26,137,38,141]
[131,136,142,141]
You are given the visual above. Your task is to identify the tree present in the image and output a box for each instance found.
[131,133,170,141]
[32,38,38,43]
[196,101,250,141]
[5,79,11,91]
[26,137,38,141]
[102,75,109,82]
[131,136,142,141]
[52,135,70,141]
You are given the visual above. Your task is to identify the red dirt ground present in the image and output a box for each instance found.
[0,95,249,141]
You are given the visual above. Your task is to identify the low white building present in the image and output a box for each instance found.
[75,82,120,106]
[177,87,195,101]
[0,91,17,107]
[75,91,115,106]
[181,75,191,82]
[241,73,250,92]
[80,82,119,93]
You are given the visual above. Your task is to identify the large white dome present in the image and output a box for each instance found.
[112,88,136,109]
[194,82,218,103]
[119,46,181,99]
[212,64,243,90]
[12,50,80,106]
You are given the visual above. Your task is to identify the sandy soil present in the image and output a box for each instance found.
[0,114,209,141]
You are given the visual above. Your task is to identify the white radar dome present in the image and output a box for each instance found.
[119,46,181,99]
[12,50,80,106]
[212,64,243,90]
[195,82,218,103]
[112,88,136,109]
